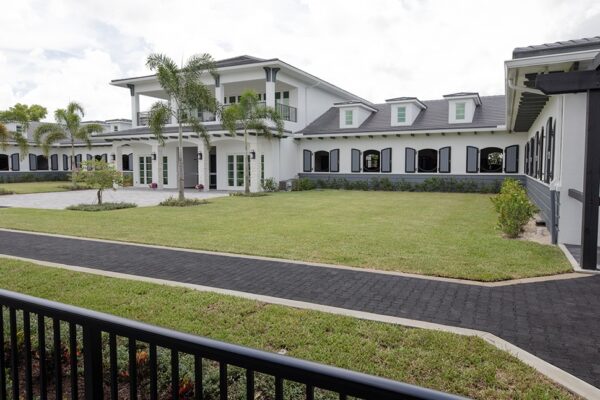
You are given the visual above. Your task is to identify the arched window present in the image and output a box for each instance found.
[418,149,437,173]
[314,151,330,172]
[95,154,103,161]
[480,147,503,173]
[36,155,49,170]
[363,150,380,172]
[0,154,8,171]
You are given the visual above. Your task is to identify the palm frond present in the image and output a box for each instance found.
[66,101,85,118]
[146,53,180,98]
[12,131,29,157]
[0,123,9,150]
[187,116,210,146]
[148,101,172,145]
[33,123,66,147]
[183,53,216,83]
[40,130,67,155]
[77,123,103,149]
[221,104,243,135]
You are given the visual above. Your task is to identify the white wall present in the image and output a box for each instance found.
[298,131,526,174]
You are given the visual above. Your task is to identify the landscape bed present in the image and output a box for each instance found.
[0,190,570,281]
[0,258,576,399]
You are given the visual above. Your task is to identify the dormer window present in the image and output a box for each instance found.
[396,107,406,123]
[344,110,354,126]
[113,125,119,132]
[455,102,466,120]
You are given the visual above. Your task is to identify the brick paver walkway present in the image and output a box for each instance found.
[0,230,598,387]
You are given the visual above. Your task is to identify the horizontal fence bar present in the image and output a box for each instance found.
[0,289,465,400]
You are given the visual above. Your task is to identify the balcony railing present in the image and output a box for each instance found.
[0,289,462,400]
[276,102,297,122]
[137,111,216,126]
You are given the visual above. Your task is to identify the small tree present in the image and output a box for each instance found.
[221,89,284,194]
[74,160,123,205]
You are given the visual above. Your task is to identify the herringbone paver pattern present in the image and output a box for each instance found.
[0,230,598,387]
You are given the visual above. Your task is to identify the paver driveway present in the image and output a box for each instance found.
[0,229,598,388]
[0,188,228,209]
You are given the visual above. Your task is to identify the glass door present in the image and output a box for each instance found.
[227,154,247,188]
[139,156,152,184]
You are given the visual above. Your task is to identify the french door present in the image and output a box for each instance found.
[139,156,152,184]
[227,154,246,187]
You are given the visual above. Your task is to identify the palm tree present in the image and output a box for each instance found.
[221,89,284,194]
[146,53,219,201]
[0,103,48,157]
[34,102,104,185]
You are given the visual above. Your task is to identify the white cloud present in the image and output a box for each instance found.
[0,0,599,120]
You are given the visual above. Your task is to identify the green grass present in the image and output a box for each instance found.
[0,181,71,194]
[0,258,576,399]
[0,190,570,281]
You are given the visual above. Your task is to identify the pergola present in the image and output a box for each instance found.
[535,53,600,269]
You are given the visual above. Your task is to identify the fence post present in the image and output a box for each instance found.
[83,322,104,399]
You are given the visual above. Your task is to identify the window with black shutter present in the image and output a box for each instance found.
[363,150,380,172]
[314,151,329,172]
[418,149,437,173]
[480,147,503,173]
[0,154,8,171]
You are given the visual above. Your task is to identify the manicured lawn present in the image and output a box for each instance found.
[0,258,575,399]
[0,190,570,281]
[0,181,70,194]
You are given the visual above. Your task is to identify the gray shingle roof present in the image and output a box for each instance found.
[94,124,292,138]
[512,37,600,59]
[300,95,506,135]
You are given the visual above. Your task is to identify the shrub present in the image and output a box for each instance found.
[292,178,316,191]
[229,192,268,197]
[58,184,92,191]
[66,202,137,211]
[0,188,14,195]
[261,177,278,192]
[491,179,537,238]
[159,197,208,207]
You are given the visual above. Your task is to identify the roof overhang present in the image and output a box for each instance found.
[332,101,378,113]
[385,97,427,109]
[505,49,600,132]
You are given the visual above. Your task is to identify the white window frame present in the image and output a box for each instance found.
[227,154,246,188]
[344,110,354,126]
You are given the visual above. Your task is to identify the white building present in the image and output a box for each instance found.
[2,37,600,267]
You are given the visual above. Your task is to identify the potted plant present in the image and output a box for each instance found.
[195,183,205,191]
[149,182,158,189]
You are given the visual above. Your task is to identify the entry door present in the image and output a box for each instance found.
[209,150,217,189]
[227,154,245,187]
[139,156,152,184]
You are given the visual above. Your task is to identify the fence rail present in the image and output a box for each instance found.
[0,289,465,400]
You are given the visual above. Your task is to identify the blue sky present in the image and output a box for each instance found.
[1,0,599,120]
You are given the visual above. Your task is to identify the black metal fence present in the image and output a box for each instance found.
[0,289,465,400]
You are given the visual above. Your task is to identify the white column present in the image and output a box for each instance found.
[197,140,209,190]
[215,84,224,123]
[152,143,163,189]
[265,81,276,108]
[113,144,122,170]
[131,93,140,128]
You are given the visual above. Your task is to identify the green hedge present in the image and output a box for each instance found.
[293,177,503,194]
[0,172,70,183]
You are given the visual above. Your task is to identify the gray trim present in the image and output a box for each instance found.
[127,84,135,96]
[272,67,280,83]
[524,176,552,227]
[512,36,600,59]
[264,67,272,82]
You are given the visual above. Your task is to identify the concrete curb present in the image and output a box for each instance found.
[1,253,598,399]
[0,228,588,287]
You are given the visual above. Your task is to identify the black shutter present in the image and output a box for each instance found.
[128,153,133,171]
[75,154,82,168]
[524,143,529,175]
[63,154,69,170]
[351,149,361,172]
[329,149,339,173]
[29,154,37,171]
[545,118,554,183]
[11,153,19,171]
[381,148,392,173]
[438,146,451,173]
[504,145,519,173]
[538,129,544,180]
[549,119,556,181]
[405,147,416,173]
[466,146,478,173]
[303,149,312,172]
[50,154,58,170]
[86,154,93,170]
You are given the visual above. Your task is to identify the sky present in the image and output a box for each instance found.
[1,0,599,121]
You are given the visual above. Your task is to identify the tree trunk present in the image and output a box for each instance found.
[244,128,250,195]
[97,189,102,205]
[70,139,76,186]
[178,119,185,201]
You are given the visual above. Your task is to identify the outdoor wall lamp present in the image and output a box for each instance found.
[152,152,157,160]
[250,150,256,159]
[111,154,116,161]
[198,152,203,160]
